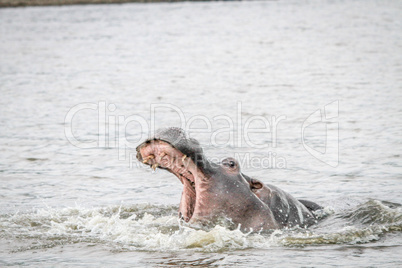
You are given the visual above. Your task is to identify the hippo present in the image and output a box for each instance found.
[136,127,321,232]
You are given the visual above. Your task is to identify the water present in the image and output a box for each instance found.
[1,0,402,266]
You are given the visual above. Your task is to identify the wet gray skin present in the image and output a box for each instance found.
[136,127,320,231]
[243,174,319,228]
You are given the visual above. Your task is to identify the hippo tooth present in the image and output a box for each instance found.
[152,163,158,170]
[182,155,187,161]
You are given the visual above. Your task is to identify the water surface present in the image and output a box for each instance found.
[0,0,401,266]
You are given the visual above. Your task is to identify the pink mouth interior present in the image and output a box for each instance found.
[138,140,197,221]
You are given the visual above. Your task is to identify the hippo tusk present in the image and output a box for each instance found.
[143,154,155,164]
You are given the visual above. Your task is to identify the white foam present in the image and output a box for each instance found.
[2,202,401,252]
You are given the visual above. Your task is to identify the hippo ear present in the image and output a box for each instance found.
[250,178,263,190]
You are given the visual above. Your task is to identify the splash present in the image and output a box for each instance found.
[1,200,401,253]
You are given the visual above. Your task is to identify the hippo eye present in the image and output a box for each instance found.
[223,161,235,168]
[222,158,238,169]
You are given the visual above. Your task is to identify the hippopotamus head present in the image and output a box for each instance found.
[136,127,279,231]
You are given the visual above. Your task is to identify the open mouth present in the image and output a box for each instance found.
[137,140,199,222]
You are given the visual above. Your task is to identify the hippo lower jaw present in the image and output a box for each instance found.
[136,139,204,222]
